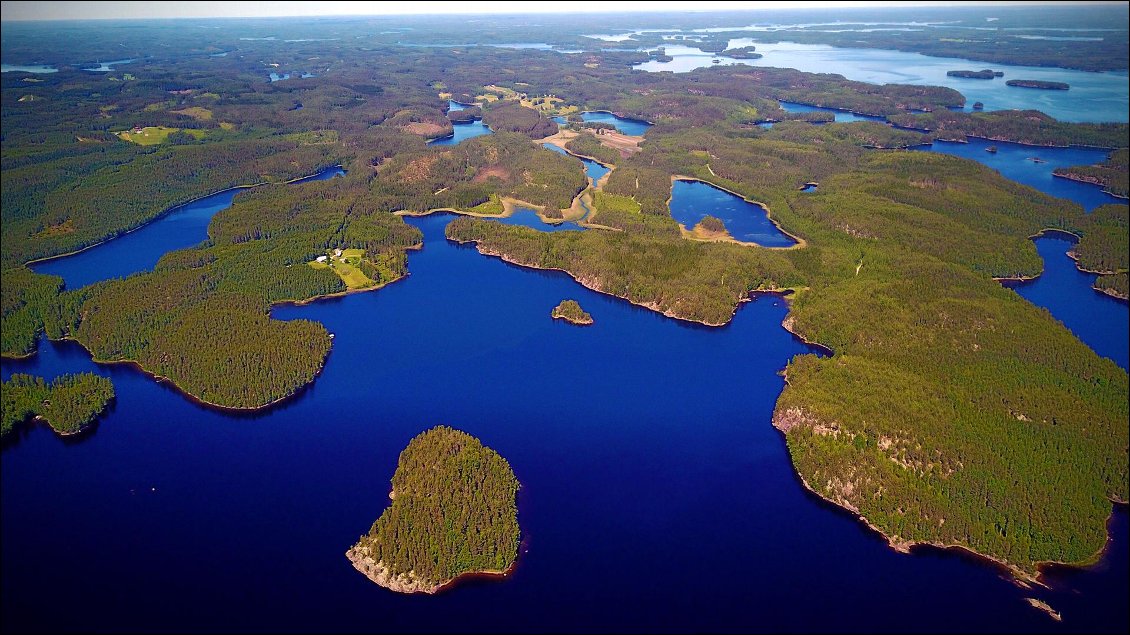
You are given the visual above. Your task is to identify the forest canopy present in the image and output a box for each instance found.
[347,426,520,593]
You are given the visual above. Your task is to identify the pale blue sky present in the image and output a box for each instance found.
[2,1,1121,22]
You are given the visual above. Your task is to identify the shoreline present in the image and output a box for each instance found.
[449,233,801,328]
[396,196,579,226]
[771,396,1123,588]
[346,544,516,595]
[35,270,414,415]
[53,339,324,414]
[669,175,808,250]
[1011,228,1130,301]
[23,164,345,270]
[1051,171,1129,199]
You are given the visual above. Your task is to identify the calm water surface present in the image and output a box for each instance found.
[634,40,1128,123]
[428,105,492,146]
[780,100,885,123]
[669,180,797,247]
[83,58,135,72]
[553,111,653,136]
[0,63,58,73]
[4,213,1125,633]
[29,166,345,289]
[1003,234,1129,371]
[3,55,1128,632]
[542,142,610,184]
[916,138,1122,212]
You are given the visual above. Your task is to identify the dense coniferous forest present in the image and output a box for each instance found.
[349,426,520,591]
[551,299,594,325]
[1054,149,1130,198]
[886,111,1130,149]
[1,373,114,437]
[1,8,1126,578]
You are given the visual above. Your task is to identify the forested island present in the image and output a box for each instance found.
[947,70,1003,79]
[721,46,762,60]
[551,299,593,325]
[2,373,114,437]
[347,426,520,594]
[0,9,1126,588]
[1006,79,1070,91]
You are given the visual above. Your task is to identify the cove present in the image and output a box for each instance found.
[83,58,135,72]
[1002,233,1128,371]
[542,142,610,185]
[779,100,885,123]
[430,101,492,145]
[551,112,652,136]
[485,209,586,232]
[29,166,345,289]
[669,179,797,247]
[5,212,1126,632]
[913,137,1124,212]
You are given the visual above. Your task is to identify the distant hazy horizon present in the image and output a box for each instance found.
[2,0,1123,22]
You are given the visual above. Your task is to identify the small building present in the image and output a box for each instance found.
[333,248,343,257]
[316,255,328,263]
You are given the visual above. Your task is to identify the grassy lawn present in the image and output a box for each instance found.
[469,194,504,215]
[116,126,205,145]
[330,260,373,288]
[308,249,375,289]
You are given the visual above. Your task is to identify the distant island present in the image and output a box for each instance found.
[347,426,520,594]
[721,46,762,60]
[1006,79,1070,90]
[1,373,114,437]
[551,299,594,325]
[946,69,1003,79]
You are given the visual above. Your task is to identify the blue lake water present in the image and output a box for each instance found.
[669,180,797,247]
[766,100,1121,212]
[780,100,885,123]
[553,111,653,136]
[3,45,1128,632]
[83,58,135,72]
[634,40,1128,123]
[29,166,345,289]
[542,142,611,184]
[486,208,585,232]
[0,63,58,73]
[4,212,1126,632]
[428,116,492,146]
[916,138,1123,212]
[1003,234,1129,371]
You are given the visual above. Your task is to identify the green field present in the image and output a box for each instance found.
[116,126,206,145]
[308,248,375,289]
